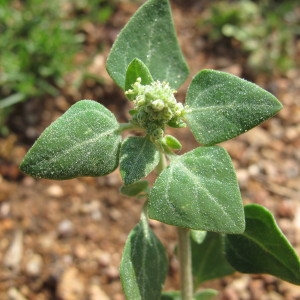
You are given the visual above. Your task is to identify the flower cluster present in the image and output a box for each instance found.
[125,78,186,140]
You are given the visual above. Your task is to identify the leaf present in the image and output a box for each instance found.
[190,230,207,244]
[120,214,168,300]
[106,0,189,90]
[194,289,218,300]
[119,136,160,185]
[20,100,121,179]
[163,135,182,151]
[120,180,149,197]
[185,69,283,145]
[160,289,218,300]
[192,232,235,285]
[148,146,245,233]
[160,291,180,300]
[225,204,300,285]
[125,58,154,97]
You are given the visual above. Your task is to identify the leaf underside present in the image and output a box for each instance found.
[20,100,121,179]
[119,136,160,185]
[106,0,189,89]
[225,204,300,285]
[120,215,168,300]
[148,146,245,233]
[192,231,235,285]
[185,69,283,145]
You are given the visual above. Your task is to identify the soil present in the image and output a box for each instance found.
[1,1,300,300]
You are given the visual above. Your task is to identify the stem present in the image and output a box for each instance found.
[155,151,193,299]
[177,227,193,300]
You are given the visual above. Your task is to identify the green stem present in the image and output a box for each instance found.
[155,151,193,299]
[117,122,143,133]
[177,227,193,300]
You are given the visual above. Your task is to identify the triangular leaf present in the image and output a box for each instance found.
[120,180,149,197]
[185,69,283,145]
[190,230,207,245]
[148,146,245,233]
[192,232,235,285]
[225,204,300,285]
[119,136,160,185]
[125,58,154,97]
[106,0,189,89]
[120,214,168,300]
[20,100,121,179]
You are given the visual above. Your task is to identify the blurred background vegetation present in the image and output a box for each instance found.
[0,0,116,135]
[0,0,299,136]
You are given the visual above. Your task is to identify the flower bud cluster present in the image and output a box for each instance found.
[125,78,186,140]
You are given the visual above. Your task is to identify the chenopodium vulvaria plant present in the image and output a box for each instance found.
[20,0,300,299]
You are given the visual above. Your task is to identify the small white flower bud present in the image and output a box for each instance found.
[151,99,165,111]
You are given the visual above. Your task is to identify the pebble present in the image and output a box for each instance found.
[7,287,27,300]
[3,230,23,273]
[25,254,43,277]
[47,184,64,198]
[58,219,74,237]
[104,265,119,280]
[88,284,110,300]
[56,267,85,300]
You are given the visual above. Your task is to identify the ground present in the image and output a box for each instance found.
[0,1,300,299]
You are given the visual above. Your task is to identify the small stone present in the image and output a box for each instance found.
[25,254,43,277]
[236,169,249,188]
[3,230,23,273]
[95,251,111,267]
[7,287,27,300]
[58,219,74,237]
[47,184,64,198]
[56,267,85,300]
[88,284,110,300]
[104,265,119,280]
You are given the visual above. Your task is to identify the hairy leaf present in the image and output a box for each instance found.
[125,58,154,98]
[225,204,300,285]
[120,180,149,197]
[185,70,283,145]
[106,0,189,89]
[120,136,160,185]
[20,100,121,179]
[148,146,245,233]
[192,232,235,285]
[120,214,168,300]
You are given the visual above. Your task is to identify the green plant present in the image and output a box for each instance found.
[20,0,300,299]
[0,0,115,135]
[201,0,300,74]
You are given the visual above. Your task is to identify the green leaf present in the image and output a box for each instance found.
[194,289,218,300]
[120,180,149,197]
[160,289,218,300]
[190,230,207,244]
[192,232,235,285]
[163,135,182,151]
[185,69,283,145]
[106,0,189,89]
[119,136,160,185]
[120,214,168,300]
[125,58,154,97]
[20,100,121,179]
[160,291,180,300]
[225,204,300,285]
[148,146,245,233]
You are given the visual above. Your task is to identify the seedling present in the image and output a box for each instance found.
[20,0,300,299]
